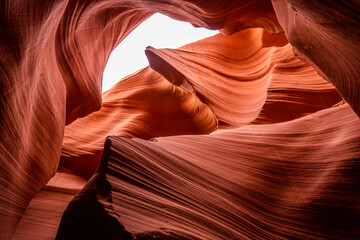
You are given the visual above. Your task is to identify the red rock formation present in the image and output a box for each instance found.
[253,44,343,123]
[271,0,360,116]
[60,28,284,178]
[146,28,288,128]
[12,171,87,240]
[61,28,341,180]
[0,2,151,237]
[60,66,217,178]
[146,30,341,126]
[0,1,283,236]
[0,0,358,239]
[57,104,360,239]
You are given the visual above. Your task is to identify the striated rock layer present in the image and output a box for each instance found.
[60,66,218,179]
[1,0,359,239]
[272,0,360,116]
[0,0,285,236]
[60,28,341,179]
[146,31,341,126]
[145,28,289,128]
[253,44,343,123]
[57,104,360,239]
[12,171,87,240]
[0,1,152,237]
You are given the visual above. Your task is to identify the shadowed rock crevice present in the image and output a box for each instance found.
[56,140,132,240]
[56,138,197,240]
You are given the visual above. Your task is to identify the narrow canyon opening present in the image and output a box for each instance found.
[102,13,218,92]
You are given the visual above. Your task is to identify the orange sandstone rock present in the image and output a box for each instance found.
[0,0,358,239]
[60,67,217,178]
[272,0,360,116]
[57,104,360,239]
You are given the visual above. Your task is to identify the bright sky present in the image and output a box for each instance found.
[102,13,218,92]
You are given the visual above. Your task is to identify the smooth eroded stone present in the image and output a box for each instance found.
[57,104,360,239]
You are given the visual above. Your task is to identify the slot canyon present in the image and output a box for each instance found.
[0,0,359,239]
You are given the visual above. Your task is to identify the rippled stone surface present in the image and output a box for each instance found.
[57,104,360,239]
[0,0,359,239]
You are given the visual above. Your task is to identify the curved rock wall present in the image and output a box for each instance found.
[0,0,359,239]
[60,66,218,178]
[57,104,360,239]
[272,0,360,116]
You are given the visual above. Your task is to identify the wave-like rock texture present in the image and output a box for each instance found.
[1,0,359,239]
[146,30,341,126]
[0,1,152,237]
[60,67,218,178]
[253,44,343,123]
[60,28,341,179]
[0,1,284,237]
[57,104,360,239]
[60,28,286,178]
[271,0,360,116]
[146,28,288,127]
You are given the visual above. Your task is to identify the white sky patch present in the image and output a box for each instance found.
[102,13,218,92]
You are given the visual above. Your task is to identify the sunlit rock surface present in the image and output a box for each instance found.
[57,104,360,239]
[146,28,288,127]
[60,66,218,179]
[146,31,341,126]
[60,28,341,179]
[0,0,359,239]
